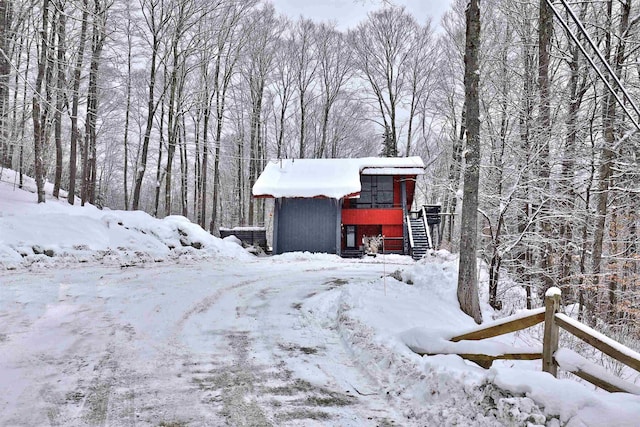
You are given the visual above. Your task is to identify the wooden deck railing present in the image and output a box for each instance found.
[381,236,403,253]
[411,288,640,394]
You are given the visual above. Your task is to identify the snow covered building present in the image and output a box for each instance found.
[252,157,427,257]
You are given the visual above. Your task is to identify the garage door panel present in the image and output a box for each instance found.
[276,198,337,254]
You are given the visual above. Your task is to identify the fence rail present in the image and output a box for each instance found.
[413,288,640,394]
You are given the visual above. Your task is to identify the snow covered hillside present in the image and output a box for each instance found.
[2,168,640,426]
[0,168,251,270]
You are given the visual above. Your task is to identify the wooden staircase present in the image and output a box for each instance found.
[409,216,430,260]
[408,205,441,260]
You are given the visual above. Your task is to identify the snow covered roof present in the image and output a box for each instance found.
[252,156,425,199]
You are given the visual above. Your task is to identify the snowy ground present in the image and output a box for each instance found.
[2,169,640,426]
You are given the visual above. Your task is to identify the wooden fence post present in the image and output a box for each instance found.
[543,287,561,376]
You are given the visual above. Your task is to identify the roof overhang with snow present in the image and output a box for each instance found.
[252,157,425,199]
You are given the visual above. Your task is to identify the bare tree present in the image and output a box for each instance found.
[590,0,635,322]
[271,35,295,159]
[164,0,197,217]
[291,18,318,159]
[209,0,256,234]
[0,0,12,168]
[131,0,170,210]
[350,6,416,156]
[244,4,281,225]
[67,0,89,205]
[52,0,66,198]
[122,0,135,209]
[405,21,437,157]
[314,23,352,158]
[32,0,50,203]
[457,0,482,324]
[81,0,110,206]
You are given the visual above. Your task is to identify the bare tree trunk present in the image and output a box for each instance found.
[165,67,179,217]
[537,0,554,295]
[247,65,265,225]
[591,0,630,322]
[153,99,165,217]
[180,114,188,217]
[17,33,31,189]
[9,3,23,173]
[200,101,210,227]
[517,15,535,309]
[53,0,65,198]
[0,0,11,168]
[132,0,166,211]
[123,3,133,209]
[192,109,201,219]
[32,0,50,203]
[82,0,107,206]
[443,106,464,246]
[457,0,482,324]
[293,19,317,159]
[235,117,245,225]
[578,118,597,322]
[276,98,286,158]
[210,96,224,234]
[164,2,189,217]
[298,93,306,158]
[67,0,88,205]
[9,3,25,172]
[487,41,510,310]
[557,2,588,294]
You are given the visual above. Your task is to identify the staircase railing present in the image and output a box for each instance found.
[407,214,415,250]
[421,206,433,249]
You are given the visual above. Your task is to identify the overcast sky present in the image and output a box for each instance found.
[268,0,452,30]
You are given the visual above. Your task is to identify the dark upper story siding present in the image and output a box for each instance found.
[342,175,417,209]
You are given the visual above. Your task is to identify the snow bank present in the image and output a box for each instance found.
[0,168,251,269]
[491,367,640,426]
[302,250,640,425]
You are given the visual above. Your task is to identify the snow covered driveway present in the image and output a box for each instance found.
[0,256,405,426]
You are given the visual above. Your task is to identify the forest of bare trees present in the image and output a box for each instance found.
[0,0,639,335]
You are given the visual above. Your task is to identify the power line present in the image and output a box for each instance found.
[546,0,640,132]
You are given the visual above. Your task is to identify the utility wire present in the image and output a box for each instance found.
[546,0,640,131]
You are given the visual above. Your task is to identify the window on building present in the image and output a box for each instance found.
[357,176,393,208]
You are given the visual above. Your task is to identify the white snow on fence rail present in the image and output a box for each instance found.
[555,348,640,395]
[451,307,546,339]
[555,313,640,364]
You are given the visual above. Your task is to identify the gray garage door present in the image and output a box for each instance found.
[275,198,338,254]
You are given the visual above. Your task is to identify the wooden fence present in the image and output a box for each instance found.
[414,288,640,394]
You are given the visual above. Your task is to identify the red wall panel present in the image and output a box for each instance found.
[382,224,403,238]
[341,208,403,225]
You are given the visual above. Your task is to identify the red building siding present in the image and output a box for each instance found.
[339,174,418,253]
[341,208,403,225]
